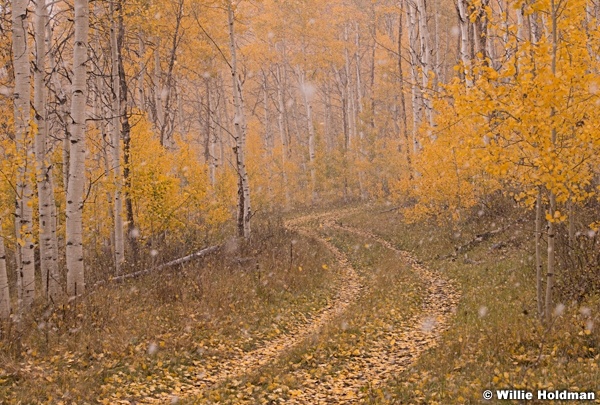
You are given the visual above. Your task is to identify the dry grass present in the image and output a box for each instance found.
[2,204,599,404]
[341,206,600,404]
[196,222,425,403]
[0,224,339,403]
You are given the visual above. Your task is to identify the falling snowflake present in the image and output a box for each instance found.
[148,342,158,355]
[421,317,437,332]
[553,303,565,317]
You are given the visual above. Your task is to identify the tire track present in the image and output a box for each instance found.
[136,208,363,404]
[283,211,460,404]
[127,207,459,404]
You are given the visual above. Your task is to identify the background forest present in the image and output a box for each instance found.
[1,0,600,403]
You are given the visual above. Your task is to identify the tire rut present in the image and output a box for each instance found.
[134,208,459,404]
[282,212,460,404]
[137,208,363,404]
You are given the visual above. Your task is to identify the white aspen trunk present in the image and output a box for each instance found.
[535,188,544,319]
[228,1,251,238]
[110,1,124,275]
[138,35,146,108]
[457,0,473,87]
[343,25,355,147]
[568,200,575,247]
[52,39,71,196]
[34,0,59,301]
[398,5,412,176]
[35,0,48,295]
[354,24,363,113]
[48,174,59,295]
[207,79,216,186]
[92,17,115,257]
[432,0,441,86]
[323,83,334,153]
[63,130,70,193]
[261,71,274,203]
[0,220,10,320]
[417,0,434,127]
[289,94,302,148]
[275,64,290,205]
[13,0,36,311]
[356,22,368,200]
[586,2,596,59]
[530,6,541,44]
[407,2,423,152]
[154,42,165,137]
[158,0,184,149]
[480,0,490,61]
[516,4,525,44]
[176,83,184,134]
[545,2,558,324]
[500,0,509,45]
[48,25,70,197]
[218,74,229,165]
[298,68,317,199]
[545,190,557,322]
[14,218,21,307]
[47,22,61,284]
[116,2,136,260]
[487,2,499,70]
[66,0,89,297]
[515,2,524,75]
[262,71,273,152]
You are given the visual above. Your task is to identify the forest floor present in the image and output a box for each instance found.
[1,205,599,404]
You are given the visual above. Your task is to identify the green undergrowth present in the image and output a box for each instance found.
[199,226,424,403]
[340,206,600,404]
[0,225,339,404]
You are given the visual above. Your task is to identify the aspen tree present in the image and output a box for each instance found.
[34,0,59,300]
[398,2,412,176]
[407,1,423,151]
[118,10,137,262]
[154,40,165,140]
[275,63,291,205]
[137,35,146,108]
[261,70,275,202]
[544,0,559,324]
[536,189,544,318]
[456,0,473,87]
[206,78,217,186]
[158,0,184,149]
[66,0,89,297]
[417,0,434,126]
[0,219,9,320]
[110,0,125,274]
[228,0,252,238]
[12,0,36,310]
[297,68,317,198]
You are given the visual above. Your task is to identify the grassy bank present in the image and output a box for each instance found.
[340,206,600,404]
[0,225,339,404]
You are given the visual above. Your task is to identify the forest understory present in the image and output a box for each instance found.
[1,204,599,404]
